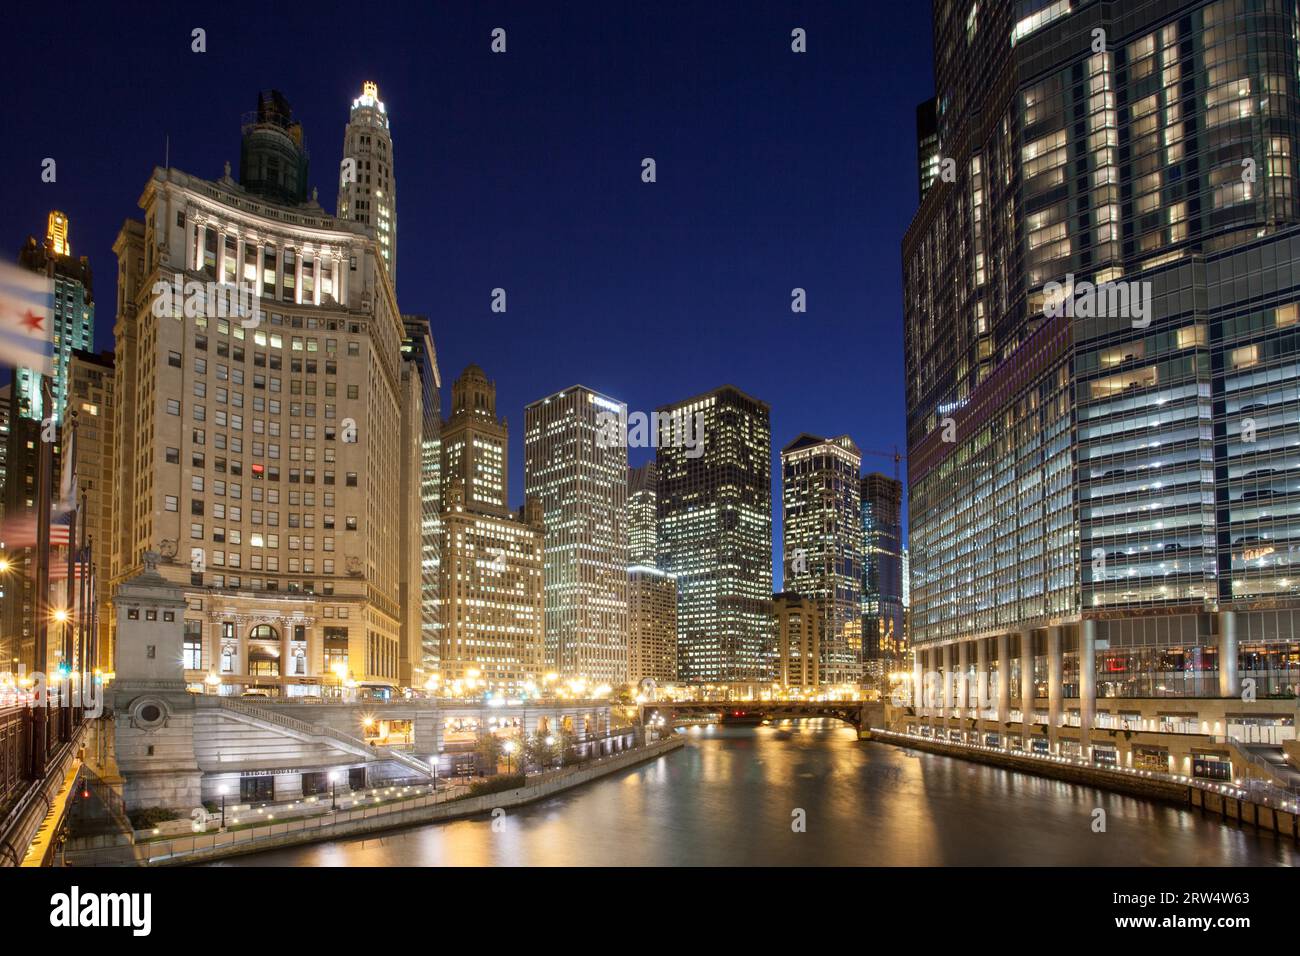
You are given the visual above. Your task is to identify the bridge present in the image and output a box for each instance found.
[640,700,884,733]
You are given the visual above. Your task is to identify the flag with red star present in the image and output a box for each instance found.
[0,260,55,376]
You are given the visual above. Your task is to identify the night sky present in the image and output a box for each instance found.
[4,0,933,583]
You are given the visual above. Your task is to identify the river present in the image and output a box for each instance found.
[214,720,1297,866]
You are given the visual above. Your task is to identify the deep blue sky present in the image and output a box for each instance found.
[5,0,932,584]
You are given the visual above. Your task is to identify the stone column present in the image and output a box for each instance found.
[941,644,954,723]
[956,641,970,714]
[1020,629,1035,728]
[280,621,292,694]
[1047,626,1063,745]
[996,633,1010,723]
[911,648,923,713]
[1080,619,1097,753]
[1218,609,1240,698]
[976,638,989,717]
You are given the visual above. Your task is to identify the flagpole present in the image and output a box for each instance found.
[78,491,88,679]
[62,426,78,673]
[34,375,53,676]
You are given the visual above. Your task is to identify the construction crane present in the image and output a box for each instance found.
[860,445,905,483]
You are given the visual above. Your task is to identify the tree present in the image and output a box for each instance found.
[475,731,503,775]
[523,730,558,769]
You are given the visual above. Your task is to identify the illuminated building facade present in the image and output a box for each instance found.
[781,434,863,685]
[16,211,95,424]
[524,386,629,685]
[628,461,658,566]
[626,461,677,683]
[628,565,677,684]
[438,365,545,690]
[337,81,396,283]
[110,91,413,696]
[657,386,772,683]
[402,316,441,680]
[64,350,115,670]
[905,0,1300,754]
[861,472,905,679]
[773,592,821,691]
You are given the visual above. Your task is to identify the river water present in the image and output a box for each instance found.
[215,720,1297,866]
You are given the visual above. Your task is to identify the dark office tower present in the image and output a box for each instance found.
[905,0,1300,755]
[402,316,441,683]
[656,386,772,685]
[239,90,310,205]
[860,473,904,682]
[627,462,658,567]
[915,97,940,203]
[781,434,863,686]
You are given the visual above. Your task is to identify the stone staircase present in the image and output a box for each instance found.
[212,699,434,778]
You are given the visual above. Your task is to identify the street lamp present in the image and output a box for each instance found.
[329,770,341,810]
[503,739,516,774]
[217,784,228,830]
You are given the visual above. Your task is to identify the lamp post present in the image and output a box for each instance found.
[217,784,227,831]
[503,739,515,775]
[329,770,340,810]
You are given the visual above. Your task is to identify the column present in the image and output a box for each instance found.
[1020,629,1034,728]
[911,648,923,713]
[1047,626,1063,745]
[1218,609,1240,698]
[280,621,292,694]
[186,216,198,271]
[313,257,323,306]
[1080,619,1097,753]
[208,620,222,684]
[996,633,1010,723]
[941,644,954,724]
[956,641,969,714]
[976,638,988,718]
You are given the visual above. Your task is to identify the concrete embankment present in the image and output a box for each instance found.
[870,729,1300,840]
[136,736,685,865]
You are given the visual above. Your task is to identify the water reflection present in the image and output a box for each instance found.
[216,720,1297,867]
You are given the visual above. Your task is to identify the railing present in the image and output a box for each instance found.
[66,735,678,866]
[0,707,28,816]
[0,700,87,821]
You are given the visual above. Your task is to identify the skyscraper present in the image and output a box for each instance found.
[657,386,771,684]
[860,472,905,680]
[524,386,629,685]
[904,0,1300,752]
[772,592,821,691]
[627,462,658,566]
[15,211,95,424]
[439,365,544,690]
[337,81,396,283]
[63,350,115,670]
[781,434,863,685]
[915,98,940,203]
[628,565,677,684]
[626,461,676,683]
[110,90,413,696]
[402,316,441,681]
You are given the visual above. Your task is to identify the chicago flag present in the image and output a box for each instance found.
[0,260,55,375]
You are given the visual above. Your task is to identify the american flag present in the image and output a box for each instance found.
[0,508,72,548]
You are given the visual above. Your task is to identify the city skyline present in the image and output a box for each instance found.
[1,2,929,579]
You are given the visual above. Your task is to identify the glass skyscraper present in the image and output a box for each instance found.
[16,211,95,424]
[905,0,1300,756]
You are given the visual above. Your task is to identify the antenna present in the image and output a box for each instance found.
[164,134,170,170]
